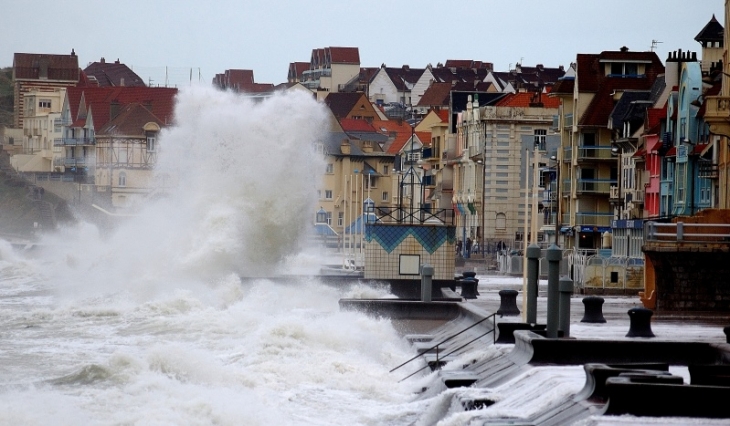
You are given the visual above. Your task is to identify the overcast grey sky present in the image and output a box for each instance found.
[4,1,723,87]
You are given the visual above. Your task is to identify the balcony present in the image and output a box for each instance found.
[576,179,615,194]
[704,96,730,138]
[698,161,719,179]
[468,144,481,159]
[562,146,572,162]
[576,146,614,162]
[53,157,90,167]
[563,113,573,129]
[58,137,95,146]
[630,189,644,204]
[575,212,613,227]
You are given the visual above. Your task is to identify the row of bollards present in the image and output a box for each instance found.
[580,296,656,338]
[496,280,661,339]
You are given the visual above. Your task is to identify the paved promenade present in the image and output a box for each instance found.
[467,273,730,343]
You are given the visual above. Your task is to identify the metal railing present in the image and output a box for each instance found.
[375,207,455,226]
[390,313,496,382]
[645,221,730,243]
[576,146,614,161]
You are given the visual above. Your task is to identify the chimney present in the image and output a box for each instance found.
[340,139,351,155]
[100,57,105,63]
[620,46,629,52]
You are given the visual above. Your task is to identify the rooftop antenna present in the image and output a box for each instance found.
[651,40,663,52]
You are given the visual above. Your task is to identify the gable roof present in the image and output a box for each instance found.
[97,102,165,136]
[288,62,309,81]
[13,52,79,81]
[323,92,368,119]
[66,86,177,130]
[384,66,426,91]
[83,58,145,87]
[417,82,453,107]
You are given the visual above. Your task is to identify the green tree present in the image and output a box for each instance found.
[0,67,14,127]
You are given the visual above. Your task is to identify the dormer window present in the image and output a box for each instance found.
[606,61,643,77]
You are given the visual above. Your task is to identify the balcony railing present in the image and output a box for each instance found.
[576,179,615,194]
[53,157,90,167]
[564,113,573,128]
[55,137,95,146]
[563,146,572,162]
[576,146,614,161]
[698,161,719,179]
[575,212,613,227]
[561,179,571,194]
[630,189,644,204]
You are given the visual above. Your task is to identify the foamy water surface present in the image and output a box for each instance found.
[0,86,430,425]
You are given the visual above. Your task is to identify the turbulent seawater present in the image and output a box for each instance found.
[0,86,432,425]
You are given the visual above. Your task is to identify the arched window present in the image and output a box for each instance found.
[496,213,506,230]
[118,171,127,187]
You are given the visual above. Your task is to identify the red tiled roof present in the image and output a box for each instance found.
[435,109,450,123]
[97,102,166,136]
[339,118,377,133]
[417,82,452,107]
[66,86,178,130]
[416,131,431,147]
[327,47,360,64]
[371,119,414,154]
[13,52,80,81]
[324,92,368,119]
[83,59,145,87]
[495,92,561,108]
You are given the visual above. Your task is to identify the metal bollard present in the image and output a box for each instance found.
[461,271,479,296]
[558,276,573,338]
[546,244,561,338]
[526,244,541,324]
[626,307,655,338]
[581,296,607,323]
[496,289,520,316]
[421,264,434,302]
[460,277,478,299]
